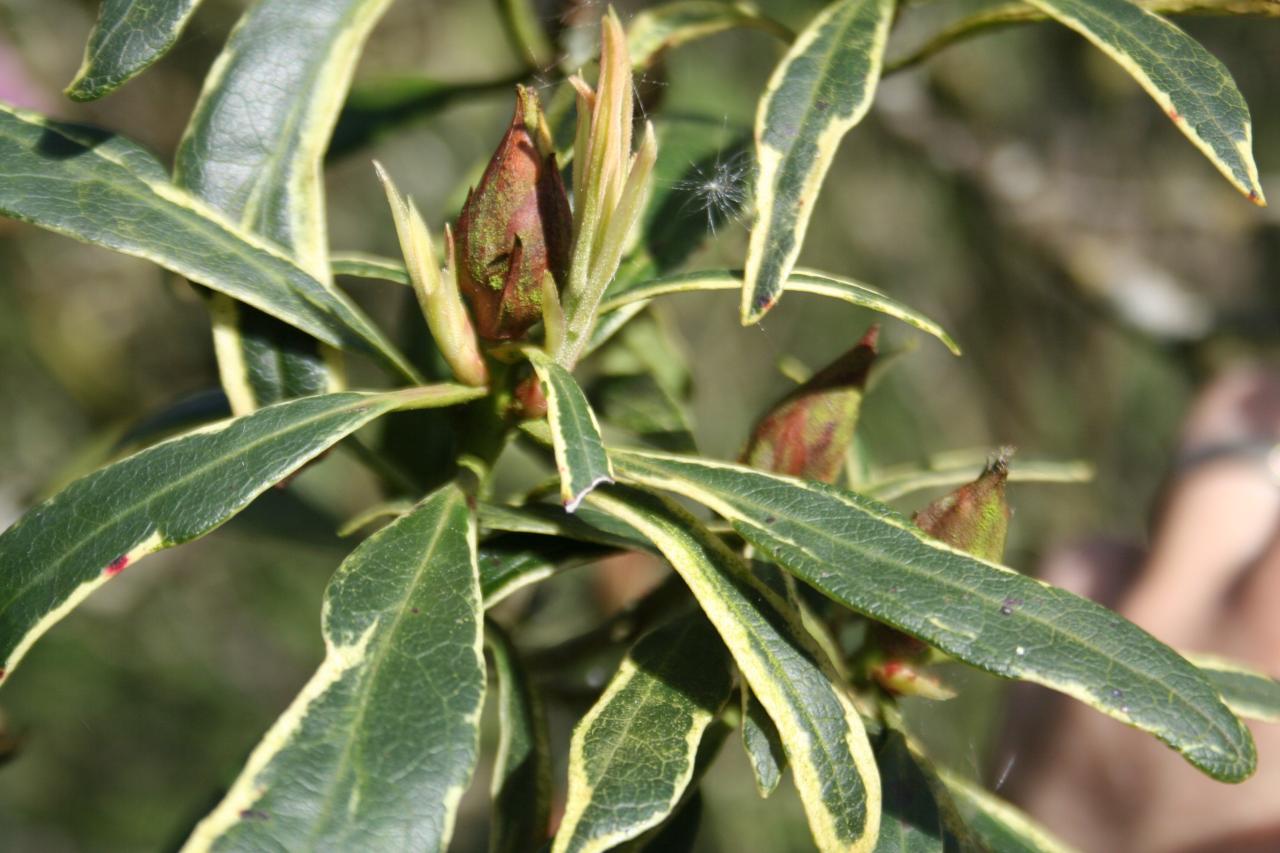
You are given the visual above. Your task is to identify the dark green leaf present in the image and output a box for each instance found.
[1026,0,1264,204]
[743,0,895,323]
[526,349,615,511]
[588,487,881,852]
[0,105,419,382]
[741,686,788,797]
[873,729,976,852]
[612,449,1257,782]
[185,484,485,851]
[66,0,203,101]
[553,612,733,852]
[0,385,480,682]
[487,622,552,853]
[175,0,399,411]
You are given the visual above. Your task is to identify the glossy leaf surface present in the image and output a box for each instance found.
[526,349,615,511]
[589,488,881,852]
[743,0,895,323]
[0,385,480,682]
[1027,0,1264,204]
[554,612,733,853]
[185,484,484,851]
[176,0,396,411]
[612,449,1256,782]
[66,0,203,100]
[0,105,418,381]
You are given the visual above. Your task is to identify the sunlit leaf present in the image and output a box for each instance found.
[66,0,204,101]
[611,449,1257,782]
[589,487,881,852]
[553,612,733,852]
[0,385,481,683]
[602,269,960,355]
[743,0,895,323]
[184,484,484,851]
[526,349,615,511]
[1027,0,1264,204]
[175,0,397,411]
[0,105,419,382]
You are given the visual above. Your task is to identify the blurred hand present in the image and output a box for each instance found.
[1004,367,1280,853]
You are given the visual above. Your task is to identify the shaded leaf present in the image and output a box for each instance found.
[487,622,552,853]
[184,484,484,851]
[553,612,733,853]
[0,385,481,682]
[0,105,418,381]
[66,0,203,101]
[588,487,881,852]
[628,1,792,70]
[590,373,697,453]
[937,768,1072,853]
[873,729,976,852]
[1026,0,1264,204]
[479,535,615,608]
[1190,654,1280,723]
[741,686,788,797]
[743,0,895,323]
[611,449,1257,782]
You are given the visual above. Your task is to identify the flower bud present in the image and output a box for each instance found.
[455,85,572,341]
[869,660,956,701]
[913,450,1012,563]
[741,325,878,483]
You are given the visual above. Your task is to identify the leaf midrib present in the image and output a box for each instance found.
[0,395,381,620]
[302,493,465,848]
[618,452,1244,767]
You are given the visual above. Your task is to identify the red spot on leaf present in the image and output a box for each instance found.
[104,555,129,577]
[881,660,905,679]
[0,669,6,681]
[1167,108,1181,122]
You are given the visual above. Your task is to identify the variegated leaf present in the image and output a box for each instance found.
[611,449,1257,782]
[588,487,881,852]
[66,0,204,100]
[0,105,419,382]
[0,385,481,684]
[184,484,484,851]
[554,612,733,853]
[743,0,895,323]
[176,0,397,413]
[1027,0,1264,204]
[526,349,615,511]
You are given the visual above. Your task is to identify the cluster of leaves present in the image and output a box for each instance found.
[1,0,1279,851]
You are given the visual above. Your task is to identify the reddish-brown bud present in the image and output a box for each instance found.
[455,85,572,341]
[913,451,1012,563]
[741,325,879,483]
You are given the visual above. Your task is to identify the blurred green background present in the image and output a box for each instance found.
[0,0,1277,849]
